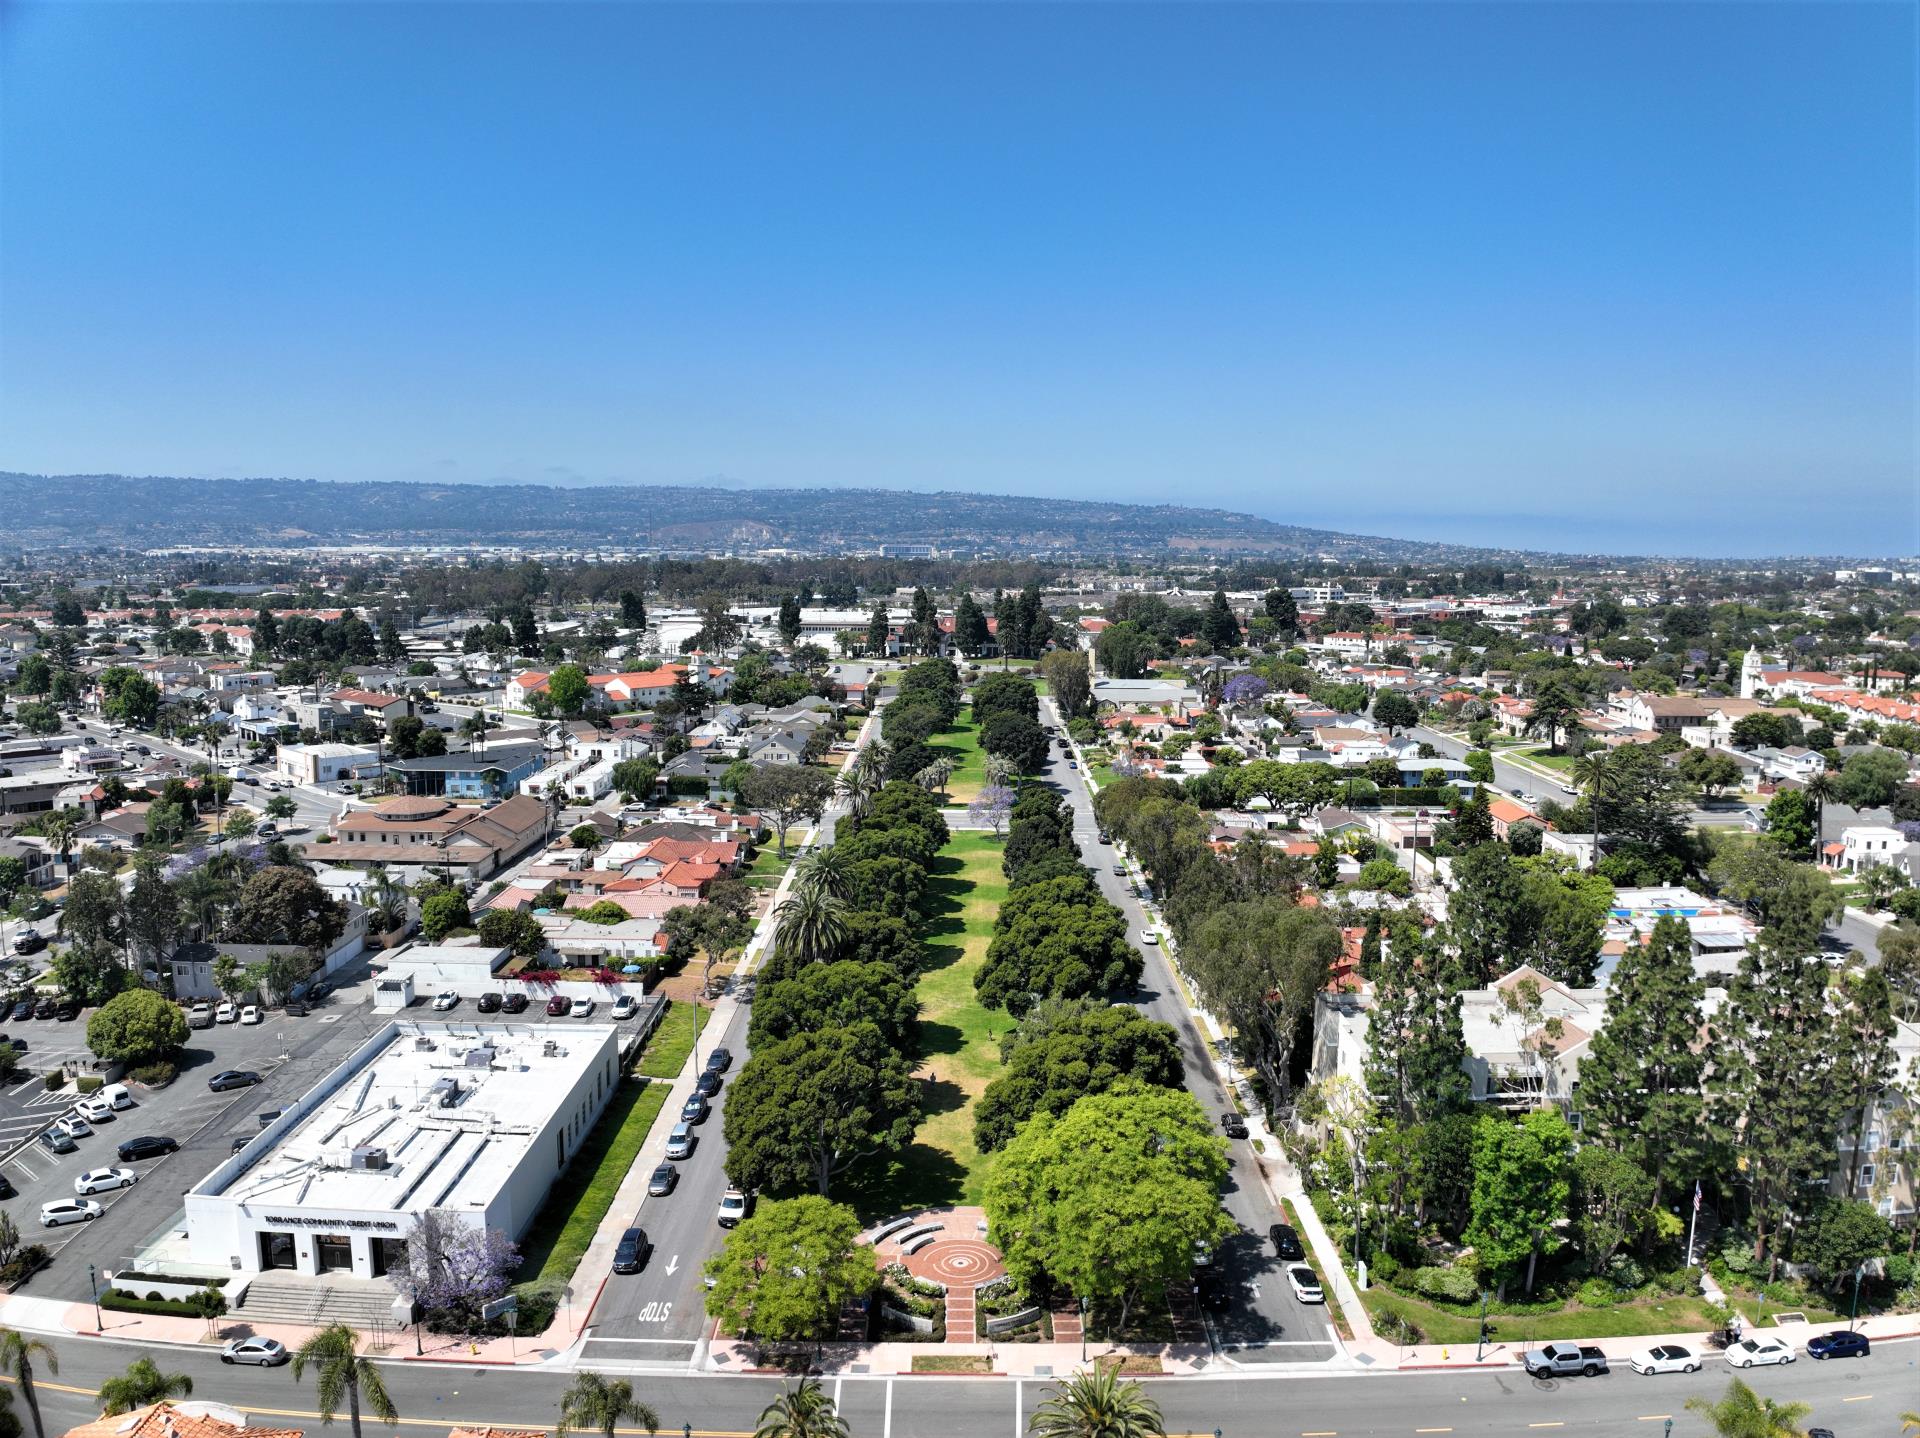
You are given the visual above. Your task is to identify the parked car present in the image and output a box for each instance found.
[52,1115,91,1140]
[1286,1265,1324,1303]
[573,997,596,1018]
[215,1001,238,1024]
[612,994,639,1020]
[186,1003,215,1029]
[705,1046,733,1073]
[694,1069,723,1097]
[680,1092,709,1124]
[56,998,81,1021]
[208,1069,262,1092]
[10,1000,34,1022]
[116,1134,179,1162]
[230,1135,252,1154]
[38,1128,77,1155]
[664,1123,695,1160]
[1111,863,1126,876]
[1727,1336,1794,1368]
[1806,1329,1870,1360]
[1628,1344,1700,1375]
[240,1005,261,1025]
[220,1337,288,1366]
[1140,932,1159,945]
[612,1227,652,1274]
[647,1163,678,1196]
[432,991,459,1012]
[546,995,573,1017]
[501,993,529,1014]
[717,1190,753,1228]
[0,1174,14,1199]
[1269,1223,1305,1261]
[1219,1112,1248,1139]
[1195,1268,1233,1313]
[39,1198,102,1227]
[74,1095,117,1123]
[476,992,502,1014]
[1524,1343,1610,1377]
[33,997,58,1019]
[11,930,44,955]
[73,1167,136,1196]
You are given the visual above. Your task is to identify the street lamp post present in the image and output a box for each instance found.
[88,1263,103,1331]
[1849,1263,1864,1324]
[1079,1295,1087,1362]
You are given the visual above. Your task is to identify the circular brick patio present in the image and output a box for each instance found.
[900,1236,1006,1287]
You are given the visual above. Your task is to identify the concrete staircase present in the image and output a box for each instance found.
[235,1275,399,1331]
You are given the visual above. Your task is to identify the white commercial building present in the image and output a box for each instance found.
[277,742,382,785]
[182,1020,620,1278]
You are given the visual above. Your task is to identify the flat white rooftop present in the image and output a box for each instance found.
[199,1022,614,1214]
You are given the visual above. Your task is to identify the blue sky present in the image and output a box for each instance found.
[1,1,1912,557]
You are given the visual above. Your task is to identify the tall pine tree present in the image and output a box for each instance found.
[1830,965,1898,1199]
[1366,936,1471,1125]
[1574,914,1706,1208]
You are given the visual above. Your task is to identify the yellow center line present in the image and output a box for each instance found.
[1529,1425,1566,1430]
[1841,1395,1873,1403]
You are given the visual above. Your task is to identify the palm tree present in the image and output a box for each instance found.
[834,765,881,822]
[983,753,1020,789]
[915,757,957,797]
[98,1358,193,1416]
[556,1372,659,1438]
[1684,1379,1810,1438]
[752,1377,849,1438]
[1027,1368,1166,1438]
[291,1323,398,1438]
[0,1325,57,1438]
[851,740,891,788]
[1804,770,1839,847]
[40,809,80,879]
[1570,748,1612,860]
[773,887,849,968]
[366,867,409,936]
[791,845,853,902]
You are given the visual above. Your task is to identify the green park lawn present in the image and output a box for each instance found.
[745,837,800,888]
[1362,1286,1728,1345]
[839,829,1013,1216]
[636,1000,712,1079]
[929,710,989,804]
[1517,746,1578,773]
[515,1079,672,1287]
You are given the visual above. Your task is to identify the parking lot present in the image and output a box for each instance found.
[0,980,393,1297]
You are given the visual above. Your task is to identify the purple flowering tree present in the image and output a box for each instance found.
[970,784,1015,837]
[1222,674,1270,709]
[392,1210,523,1331]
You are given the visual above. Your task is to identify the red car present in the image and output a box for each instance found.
[545,995,573,1017]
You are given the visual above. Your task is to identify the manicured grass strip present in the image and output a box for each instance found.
[930,712,988,803]
[517,1079,672,1285]
[838,829,1013,1217]
[637,1000,713,1078]
[745,843,792,888]
[1362,1287,1730,1344]
[911,1355,993,1373]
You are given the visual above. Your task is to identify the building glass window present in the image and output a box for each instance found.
[315,1234,354,1273]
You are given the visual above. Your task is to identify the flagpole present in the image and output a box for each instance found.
[1685,1180,1701,1271]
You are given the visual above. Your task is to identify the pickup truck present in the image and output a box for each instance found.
[1523,1343,1608,1378]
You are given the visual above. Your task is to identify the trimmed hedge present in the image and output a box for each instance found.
[102,1289,208,1317]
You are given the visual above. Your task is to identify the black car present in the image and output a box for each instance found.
[1269,1223,1305,1262]
[307,981,332,1002]
[1220,1112,1248,1139]
[476,992,502,1014]
[11,931,45,955]
[680,1092,709,1124]
[694,1070,723,1097]
[229,1136,251,1154]
[117,1135,178,1162]
[282,999,309,1017]
[704,1046,732,1074]
[55,999,81,1022]
[10,1000,33,1023]
[0,1173,14,1199]
[501,993,530,1014]
[646,1163,677,1196]
[208,1070,262,1092]
[33,997,58,1020]
[1195,1268,1233,1313]
[611,1226,651,1274]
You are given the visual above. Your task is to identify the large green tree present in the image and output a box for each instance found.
[1181,896,1342,1104]
[86,989,188,1065]
[1464,1109,1574,1296]
[702,1197,874,1343]
[974,1004,1182,1153]
[750,961,918,1050]
[985,1084,1231,1332]
[722,1023,919,1196]
[974,872,1137,1015]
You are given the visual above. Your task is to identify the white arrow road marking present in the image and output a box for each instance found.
[664,1255,679,1275]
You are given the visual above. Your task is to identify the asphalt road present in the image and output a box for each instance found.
[10,1326,1911,1438]
[1041,702,1335,1364]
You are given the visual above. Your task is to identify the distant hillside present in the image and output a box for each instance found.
[0,472,1501,561]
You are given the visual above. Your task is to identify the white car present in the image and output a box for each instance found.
[52,1115,92,1140]
[73,1166,136,1196]
[215,1001,238,1024]
[39,1198,102,1227]
[1141,932,1160,945]
[432,991,459,1012]
[1629,1343,1700,1375]
[611,995,638,1020]
[74,1096,117,1123]
[1286,1264,1325,1304]
[220,1336,288,1366]
[573,997,596,1018]
[240,1005,261,1025]
[717,1190,752,1228]
[1728,1336,1795,1368]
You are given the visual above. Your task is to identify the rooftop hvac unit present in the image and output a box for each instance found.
[430,1077,461,1108]
[414,1036,437,1052]
[542,1040,559,1058]
[464,1045,496,1069]
[350,1146,389,1170]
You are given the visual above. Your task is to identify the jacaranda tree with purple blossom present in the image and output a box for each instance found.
[1221,674,1269,709]
[970,784,1015,837]
[392,1210,522,1332]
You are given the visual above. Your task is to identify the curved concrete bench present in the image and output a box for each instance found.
[899,1232,941,1256]
[893,1221,946,1246]
[868,1215,915,1243]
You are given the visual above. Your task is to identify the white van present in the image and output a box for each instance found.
[100,1083,134,1111]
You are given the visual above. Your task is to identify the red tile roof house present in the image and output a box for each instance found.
[506,663,731,711]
